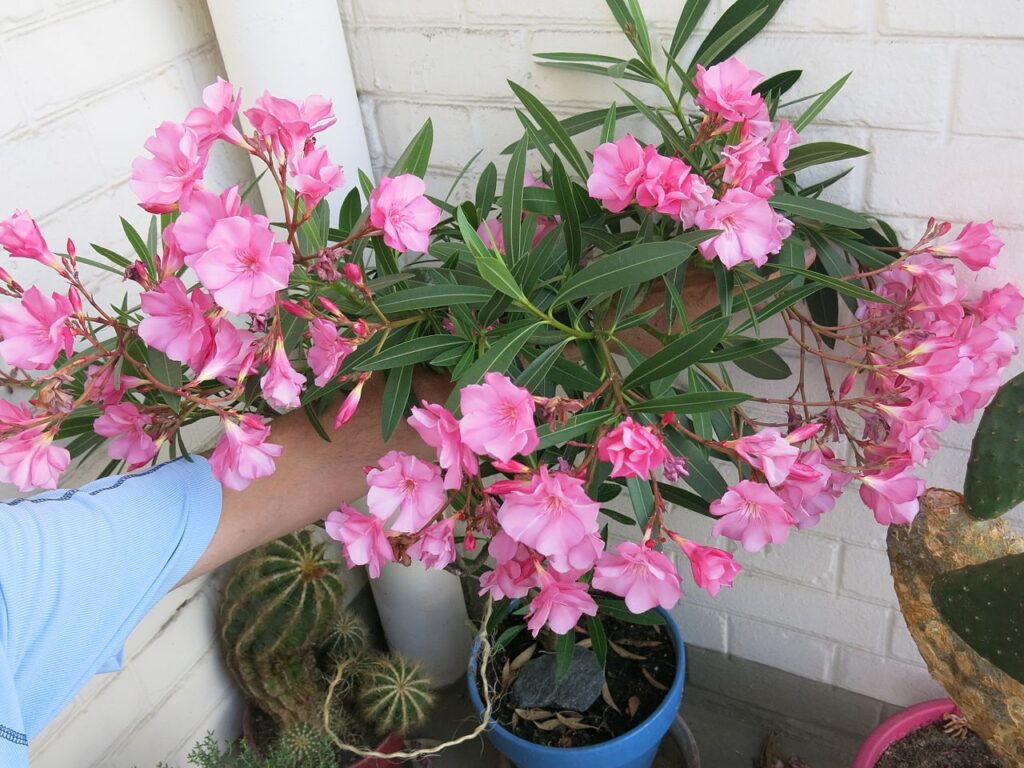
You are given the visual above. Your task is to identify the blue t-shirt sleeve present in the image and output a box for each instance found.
[0,456,222,741]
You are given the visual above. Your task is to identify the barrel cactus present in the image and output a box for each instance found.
[218,530,345,726]
[887,372,1024,764]
[268,722,336,768]
[357,654,435,735]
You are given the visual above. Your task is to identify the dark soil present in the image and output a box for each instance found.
[875,721,1001,768]
[479,608,677,748]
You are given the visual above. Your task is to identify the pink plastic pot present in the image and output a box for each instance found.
[852,698,958,768]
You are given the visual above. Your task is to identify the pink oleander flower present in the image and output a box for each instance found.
[694,57,770,134]
[139,277,211,365]
[696,188,789,268]
[0,400,34,433]
[408,516,457,570]
[900,254,964,309]
[83,364,143,407]
[209,414,282,491]
[730,427,800,487]
[477,219,505,253]
[191,215,293,314]
[459,372,539,462]
[290,147,345,210]
[93,402,158,465]
[588,134,646,212]
[777,449,851,528]
[972,284,1024,331]
[597,417,669,479]
[497,466,599,569]
[876,400,949,465]
[369,174,442,253]
[183,77,244,151]
[306,317,353,387]
[592,541,683,613]
[860,468,926,525]
[479,531,539,599]
[0,286,74,370]
[260,343,305,411]
[933,220,1003,271]
[325,503,395,578]
[634,147,713,227]
[174,186,251,261]
[526,572,598,636]
[0,426,69,492]
[192,318,254,384]
[547,530,605,574]
[895,338,974,405]
[0,210,61,270]
[408,402,479,490]
[244,92,336,157]
[710,479,793,552]
[366,450,446,533]
[678,539,741,597]
[130,122,206,213]
[159,223,186,277]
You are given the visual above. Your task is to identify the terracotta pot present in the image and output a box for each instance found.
[240,703,405,768]
[851,698,958,768]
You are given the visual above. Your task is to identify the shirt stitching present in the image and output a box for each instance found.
[0,459,192,507]
[0,723,27,746]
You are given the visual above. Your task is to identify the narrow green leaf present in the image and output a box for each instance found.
[475,162,498,217]
[388,119,433,177]
[617,87,690,158]
[624,317,730,389]
[774,263,891,304]
[834,236,896,270]
[702,337,788,363]
[509,81,588,178]
[754,69,802,98]
[447,323,542,407]
[734,348,791,379]
[303,403,333,443]
[501,105,640,154]
[356,335,468,371]
[587,616,608,668]
[146,347,182,411]
[503,137,528,265]
[784,141,868,174]
[630,390,751,414]
[380,365,413,441]
[553,233,711,307]
[669,0,711,58]
[691,0,783,68]
[792,72,851,132]
[515,339,571,391]
[550,156,582,270]
[600,102,618,144]
[555,629,576,679]
[374,285,493,313]
[733,283,822,333]
[595,597,665,626]
[663,427,729,500]
[627,475,655,530]
[456,208,524,300]
[495,624,526,652]
[771,192,871,229]
[657,481,712,516]
[536,409,614,451]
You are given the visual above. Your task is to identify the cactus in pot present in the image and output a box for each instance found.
[887,371,1024,764]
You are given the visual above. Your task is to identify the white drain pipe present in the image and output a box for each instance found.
[205,0,372,220]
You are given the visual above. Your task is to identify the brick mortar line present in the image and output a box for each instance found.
[0,0,118,39]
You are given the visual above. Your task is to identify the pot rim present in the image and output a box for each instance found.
[466,605,686,755]
[851,697,959,768]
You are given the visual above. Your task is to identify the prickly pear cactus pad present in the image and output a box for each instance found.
[887,489,1024,764]
[932,553,1024,687]
[964,371,1024,519]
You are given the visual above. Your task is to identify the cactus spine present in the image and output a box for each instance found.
[358,654,435,735]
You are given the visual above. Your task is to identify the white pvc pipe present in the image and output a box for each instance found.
[205,0,372,221]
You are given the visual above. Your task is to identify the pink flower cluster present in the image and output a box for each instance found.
[586,57,797,270]
[325,372,740,636]
[852,221,1020,524]
[710,426,850,551]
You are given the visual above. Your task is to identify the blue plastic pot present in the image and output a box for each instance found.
[467,608,686,768]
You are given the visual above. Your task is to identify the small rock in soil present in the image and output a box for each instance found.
[511,647,605,711]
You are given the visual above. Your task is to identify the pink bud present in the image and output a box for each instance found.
[660,412,677,426]
[279,300,314,320]
[491,458,531,474]
[839,371,857,398]
[343,262,364,286]
[936,220,952,237]
[67,287,82,315]
[318,296,344,317]
[484,478,526,496]
[66,238,76,258]
[786,423,823,444]
[352,319,368,337]
[334,373,369,428]
[463,529,476,551]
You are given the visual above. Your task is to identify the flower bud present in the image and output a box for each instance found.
[839,370,857,399]
[67,287,83,315]
[342,262,364,286]
[279,299,314,320]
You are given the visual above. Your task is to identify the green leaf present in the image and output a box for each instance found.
[605,0,652,59]
[536,409,614,451]
[623,317,730,389]
[508,81,588,178]
[600,101,618,144]
[754,69,802,98]
[550,156,582,270]
[337,187,362,236]
[792,72,851,132]
[834,236,896,270]
[447,323,542,407]
[456,208,524,300]
[805,229,858,312]
[627,475,655,530]
[380,365,413,441]
[515,339,571,391]
[494,624,526,652]
[553,234,711,307]
[555,629,576,679]
[503,137,528,265]
[547,356,603,392]
[617,87,691,158]
[120,217,156,280]
[501,105,641,154]
[146,347,182,411]
[388,119,433,177]
[690,0,783,68]
[669,0,711,58]
[702,336,787,363]
[303,403,333,443]
[771,192,871,229]
[663,428,729,500]
[374,284,494,313]
[587,616,608,668]
[774,263,892,304]
[475,162,498,217]
[784,142,868,174]
[732,282,821,334]
[355,335,468,371]
[657,481,712,516]
[630,390,751,414]
[734,348,791,379]
[595,597,665,626]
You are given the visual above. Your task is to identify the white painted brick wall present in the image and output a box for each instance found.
[340,0,1024,708]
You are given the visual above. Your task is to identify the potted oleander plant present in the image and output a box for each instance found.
[0,0,1019,766]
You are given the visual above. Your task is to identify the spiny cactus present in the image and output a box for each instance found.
[268,722,336,768]
[932,552,1024,685]
[964,370,1024,519]
[358,654,435,735]
[321,611,369,663]
[218,530,345,726]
